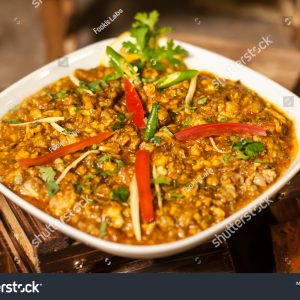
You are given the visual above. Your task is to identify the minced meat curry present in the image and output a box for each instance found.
[0,11,296,245]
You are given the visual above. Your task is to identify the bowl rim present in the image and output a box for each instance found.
[0,38,299,258]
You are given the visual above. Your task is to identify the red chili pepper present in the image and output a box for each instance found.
[124,77,145,129]
[175,123,267,141]
[19,132,113,167]
[135,150,154,223]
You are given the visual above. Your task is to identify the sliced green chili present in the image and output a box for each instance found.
[106,46,141,86]
[155,70,198,89]
[144,103,160,141]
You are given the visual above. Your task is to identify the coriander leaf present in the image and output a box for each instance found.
[113,122,125,131]
[122,41,139,54]
[36,166,56,182]
[98,154,112,164]
[115,159,125,169]
[166,192,184,201]
[134,10,159,32]
[36,166,60,198]
[116,112,126,122]
[152,177,170,185]
[221,154,230,164]
[197,97,207,105]
[232,140,264,160]
[110,186,129,202]
[122,10,181,68]
[56,90,68,98]
[156,40,187,67]
[183,116,191,128]
[79,80,104,94]
[47,181,60,198]
[244,142,264,158]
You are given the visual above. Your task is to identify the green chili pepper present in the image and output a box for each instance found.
[144,103,160,141]
[155,70,198,89]
[106,46,141,86]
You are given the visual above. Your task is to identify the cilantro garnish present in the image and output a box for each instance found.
[183,116,191,128]
[79,80,106,94]
[232,139,264,160]
[110,186,129,203]
[36,166,60,198]
[112,112,132,131]
[152,177,170,185]
[122,10,187,68]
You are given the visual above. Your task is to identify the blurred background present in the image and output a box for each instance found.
[0,0,299,92]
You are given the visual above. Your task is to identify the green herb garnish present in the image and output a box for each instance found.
[221,154,230,164]
[112,112,132,131]
[152,177,170,185]
[98,154,112,164]
[232,139,264,160]
[110,186,129,202]
[122,11,187,68]
[79,80,105,94]
[36,166,60,198]
[183,116,191,128]
[197,97,208,105]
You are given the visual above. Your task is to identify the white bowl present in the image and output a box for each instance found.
[0,38,299,258]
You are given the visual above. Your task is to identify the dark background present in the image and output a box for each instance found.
[1,0,299,91]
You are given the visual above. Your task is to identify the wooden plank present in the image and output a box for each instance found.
[271,219,300,273]
[0,195,70,271]
[0,196,235,273]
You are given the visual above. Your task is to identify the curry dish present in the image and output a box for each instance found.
[0,11,296,245]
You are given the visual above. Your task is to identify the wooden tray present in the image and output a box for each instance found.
[0,195,235,273]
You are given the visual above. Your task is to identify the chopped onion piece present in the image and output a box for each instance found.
[49,122,69,135]
[184,74,198,113]
[56,150,99,184]
[209,137,227,153]
[69,74,94,95]
[11,117,64,126]
[130,174,141,241]
[152,165,163,209]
